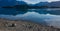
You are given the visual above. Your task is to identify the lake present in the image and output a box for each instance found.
[0,8,60,28]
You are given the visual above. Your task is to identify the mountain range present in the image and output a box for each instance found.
[16,1,27,5]
[0,0,16,7]
[16,1,60,8]
[0,0,60,8]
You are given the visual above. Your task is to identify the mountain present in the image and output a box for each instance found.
[16,1,28,11]
[48,1,60,7]
[0,0,60,8]
[16,1,60,8]
[35,2,49,6]
[16,1,27,5]
[34,1,60,8]
[0,0,16,7]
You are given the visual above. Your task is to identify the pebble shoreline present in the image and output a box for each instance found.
[0,18,60,31]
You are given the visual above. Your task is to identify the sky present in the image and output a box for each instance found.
[17,0,60,4]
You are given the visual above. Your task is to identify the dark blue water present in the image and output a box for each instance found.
[0,8,60,15]
[0,8,60,26]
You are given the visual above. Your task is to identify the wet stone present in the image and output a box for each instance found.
[6,23,16,27]
[27,25,33,29]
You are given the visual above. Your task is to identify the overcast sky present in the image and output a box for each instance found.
[17,0,60,4]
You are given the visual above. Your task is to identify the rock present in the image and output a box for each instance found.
[0,19,60,31]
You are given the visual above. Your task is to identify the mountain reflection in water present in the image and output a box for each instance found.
[0,8,60,28]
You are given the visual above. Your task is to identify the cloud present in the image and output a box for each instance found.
[17,0,60,4]
[23,0,49,4]
[22,0,41,4]
[16,0,22,1]
[47,0,60,2]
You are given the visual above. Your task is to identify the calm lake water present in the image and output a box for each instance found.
[0,8,60,28]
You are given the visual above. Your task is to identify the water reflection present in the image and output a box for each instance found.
[0,8,60,27]
[28,9,48,14]
[0,12,60,25]
[0,8,60,15]
[28,8,60,15]
[0,8,28,15]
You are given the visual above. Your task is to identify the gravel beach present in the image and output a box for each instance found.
[0,18,60,31]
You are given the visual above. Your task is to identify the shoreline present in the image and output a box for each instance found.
[0,18,60,31]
